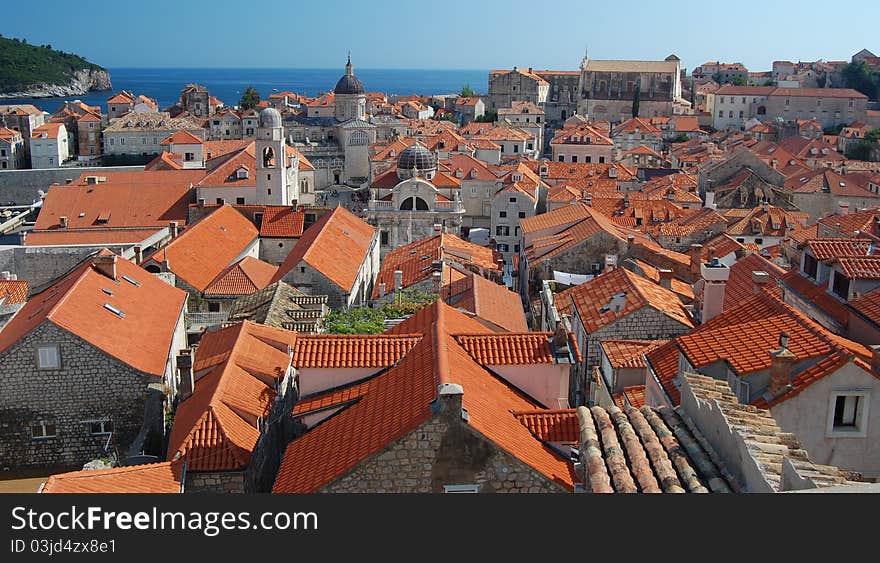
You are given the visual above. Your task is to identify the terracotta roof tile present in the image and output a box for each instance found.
[850,288,880,326]
[146,205,258,292]
[0,250,187,376]
[831,256,880,279]
[724,253,786,310]
[514,410,579,443]
[258,206,305,238]
[807,239,872,260]
[41,461,183,493]
[567,268,693,333]
[0,280,29,305]
[292,334,420,368]
[160,130,204,145]
[443,272,528,332]
[203,256,278,296]
[272,207,375,291]
[601,340,669,369]
[455,333,555,364]
[645,340,682,404]
[273,301,578,492]
[168,322,295,471]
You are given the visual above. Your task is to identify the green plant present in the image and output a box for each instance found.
[239,85,261,110]
[460,84,477,98]
[672,133,690,143]
[474,109,497,123]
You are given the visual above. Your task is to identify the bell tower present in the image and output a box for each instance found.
[256,107,289,205]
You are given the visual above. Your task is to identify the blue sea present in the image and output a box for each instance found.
[6,68,490,114]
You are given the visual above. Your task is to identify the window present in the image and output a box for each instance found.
[755,238,763,245]
[571,155,578,163]
[718,111,724,118]
[514,244,520,252]
[216,198,224,205]
[380,231,389,245]
[513,145,519,153]
[142,137,147,145]
[509,197,517,203]
[120,138,125,145]
[518,211,526,218]
[88,419,113,436]
[497,244,509,252]
[443,484,481,493]
[31,421,56,440]
[558,155,564,162]
[803,253,819,278]
[499,211,507,218]
[831,270,850,299]
[496,226,510,236]
[827,391,870,437]
[37,345,60,369]
[1,149,5,157]
[236,197,245,205]
[208,302,221,313]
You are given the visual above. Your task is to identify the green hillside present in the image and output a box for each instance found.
[0,35,106,93]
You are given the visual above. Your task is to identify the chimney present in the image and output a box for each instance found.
[393,269,403,291]
[134,245,144,264]
[432,270,443,293]
[699,257,730,324]
[626,234,636,251]
[689,244,703,278]
[0,271,10,281]
[658,269,673,290]
[838,201,850,216]
[768,334,797,398]
[59,216,68,229]
[93,253,118,280]
[434,383,465,422]
[752,270,770,294]
[177,349,195,401]
[378,282,386,298]
[871,345,880,376]
[433,223,442,232]
[169,221,180,238]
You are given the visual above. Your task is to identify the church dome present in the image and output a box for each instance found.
[398,143,436,172]
[334,55,365,95]
[259,107,282,128]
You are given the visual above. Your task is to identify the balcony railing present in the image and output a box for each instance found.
[186,311,229,328]
[367,200,464,213]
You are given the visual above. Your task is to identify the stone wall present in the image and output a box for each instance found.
[0,166,143,205]
[0,322,159,469]
[320,416,565,493]
[0,246,101,293]
[185,471,245,493]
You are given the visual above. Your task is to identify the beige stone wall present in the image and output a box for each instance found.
[185,471,245,493]
[321,416,566,493]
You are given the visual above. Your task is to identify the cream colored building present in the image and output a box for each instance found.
[103,112,204,158]
[29,123,69,168]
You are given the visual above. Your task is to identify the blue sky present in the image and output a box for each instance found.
[2,0,878,71]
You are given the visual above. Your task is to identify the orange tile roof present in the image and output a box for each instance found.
[107,92,135,104]
[198,142,257,188]
[629,260,694,301]
[203,256,278,296]
[645,340,681,404]
[726,206,808,237]
[780,270,850,326]
[724,253,786,309]
[443,272,528,332]
[292,334,421,368]
[30,170,200,240]
[41,461,183,493]
[161,130,204,145]
[619,385,647,408]
[292,380,372,416]
[169,322,295,471]
[273,301,578,492]
[0,250,187,376]
[850,288,880,326]
[807,239,872,261]
[373,233,501,299]
[258,205,304,238]
[753,352,854,409]
[272,207,375,291]
[513,410,579,443]
[30,122,64,139]
[566,268,693,333]
[145,205,258,292]
[551,124,613,145]
[601,339,669,369]
[830,256,880,279]
[0,280,29,305]
[659,208,726,237]
[612,117,662,135]
[455,333,556,364]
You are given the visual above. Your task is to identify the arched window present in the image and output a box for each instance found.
[263,146,276,168]
[145,264,161,274]
[400,196,429,211]
[349,131,368,146]
[300,179,309,193]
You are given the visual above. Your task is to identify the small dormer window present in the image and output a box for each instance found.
[236,167,249,180]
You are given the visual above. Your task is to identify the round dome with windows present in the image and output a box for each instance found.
[397,142,436,181]
[334,55,365,96]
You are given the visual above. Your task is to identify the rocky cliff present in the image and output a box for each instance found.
[0,68,112,99]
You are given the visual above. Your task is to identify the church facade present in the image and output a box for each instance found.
[286,57,377,190]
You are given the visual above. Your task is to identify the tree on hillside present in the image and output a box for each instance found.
[631,83,641,118]
[239,85,260,110]
[460,84,477,98]
[842,60,879,100]
[730,75,746,86]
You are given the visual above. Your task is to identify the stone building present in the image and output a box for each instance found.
[490,167,540,263]
[29,123,69,168]
[102,112,204,160]
[366,143,465,251]
[487,67,550,110]
[554,267,693,404]
[0,104,46,160]
[271,206,379,309]
[179,84,212,118]
[286,57,377,189]
[577,55,685,122]
[550,124,613,164]
[273,301,581,493]
[0,250,188,469]
[534,70,580,126]
[0,127,27,169]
